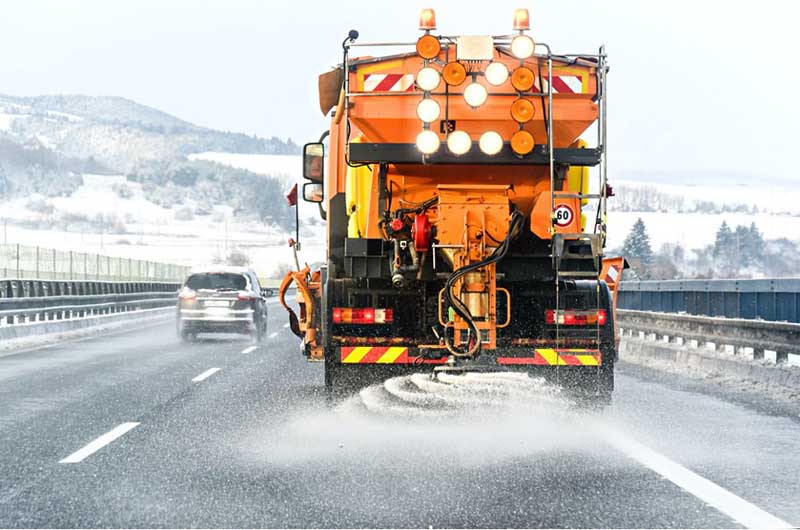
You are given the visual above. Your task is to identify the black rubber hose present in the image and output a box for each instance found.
[443,210,526,357]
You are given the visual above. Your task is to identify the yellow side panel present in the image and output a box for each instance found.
[345,137,372,238]
[567,138,590,207]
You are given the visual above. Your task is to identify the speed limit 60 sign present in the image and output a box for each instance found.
[553,204,575,227]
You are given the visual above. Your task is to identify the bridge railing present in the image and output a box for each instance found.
[618,309,800,364]
[618,279,800,324]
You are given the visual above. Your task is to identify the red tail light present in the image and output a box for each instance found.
[545,309,607,326]
[237,291,258,301]
[179,288,197,301]
[333,307,394,324]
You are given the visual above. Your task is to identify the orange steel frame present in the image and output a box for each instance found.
[318,36,608,354]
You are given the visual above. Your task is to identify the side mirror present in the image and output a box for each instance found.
[303,142,324,182]
[303,182,324,203]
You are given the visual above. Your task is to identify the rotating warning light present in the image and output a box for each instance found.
[416,99,440,123]
[511,34,535,59]
[447,130,472,155]
[479,131,503,156]
[416,67,441,91]
[485,62,509,86]
[442,61,467,86]
[464,82,488,108]
[513,8,531,31]
[419,8,437,30]
[416,34,441,59]
[416,130,440,154]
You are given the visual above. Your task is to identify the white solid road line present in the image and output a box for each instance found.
[60,422,140,464]
[191,367,221,382]
[241,346,257,354]
[603,430,793,529]
[268,332,278,339]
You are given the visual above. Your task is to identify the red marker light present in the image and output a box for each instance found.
[333,308,394,324]
[545,309,607,326]
[419,8,436,31]
[513,8,530,31]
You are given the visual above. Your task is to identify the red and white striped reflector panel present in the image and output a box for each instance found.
[363,73,415,92]
[538,75,583,94]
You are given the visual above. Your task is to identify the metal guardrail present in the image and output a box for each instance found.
[619,279,800,324]
[618,309,800,364]
[0,279,179,326]
[0,243,190,282]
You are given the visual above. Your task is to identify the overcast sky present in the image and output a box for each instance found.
[2,0,798,181]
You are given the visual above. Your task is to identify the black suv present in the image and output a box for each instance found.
[176,267,268,342]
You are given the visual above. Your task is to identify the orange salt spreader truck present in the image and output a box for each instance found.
[281,8,626,402]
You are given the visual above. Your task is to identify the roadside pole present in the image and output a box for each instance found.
[286,183,300,270]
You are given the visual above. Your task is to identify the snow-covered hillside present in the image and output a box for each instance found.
[188,152,300,185]
[0,94,298,174]
[603,176,800,250]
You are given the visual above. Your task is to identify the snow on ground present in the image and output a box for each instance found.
[188,152,300,184]
[1,172,324,278]
[1,151,798,279]
[605,210,800,251]
[615,178,800,216]
[0,113,18,131]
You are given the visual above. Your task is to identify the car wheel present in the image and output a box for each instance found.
[177,319,195,343]
[180,328,195,343]
[255,315,266,343]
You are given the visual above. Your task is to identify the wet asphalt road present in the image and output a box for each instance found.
[1,302,799,528]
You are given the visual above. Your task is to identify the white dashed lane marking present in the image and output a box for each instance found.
[59,422,140,464]
[282,323,290,329]
[268,332,278,339]
[241,346,257,354]
[191,367,220,382]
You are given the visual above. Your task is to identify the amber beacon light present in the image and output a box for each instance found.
[513,8,531,31]
[419,8,436,30]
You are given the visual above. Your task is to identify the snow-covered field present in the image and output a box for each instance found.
[1,161,325,278]
[1,150,797,277]
[605,210,800,251]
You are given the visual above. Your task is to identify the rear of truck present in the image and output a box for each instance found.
[282,8,624,402]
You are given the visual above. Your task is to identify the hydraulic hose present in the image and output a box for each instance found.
[443,210,526,357]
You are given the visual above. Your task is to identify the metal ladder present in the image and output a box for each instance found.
[545,46,608,373]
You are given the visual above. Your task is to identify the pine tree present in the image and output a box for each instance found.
[621,217,654,279]
[734,224,750,266]
[739,222,765,268]
[713,221,734,258]
[713,221,741,277]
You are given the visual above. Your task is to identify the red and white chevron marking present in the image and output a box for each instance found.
[363,73,415,92]
[538,75,584,94]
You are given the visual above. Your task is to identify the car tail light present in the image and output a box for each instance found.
[545,309,607,326]
[179,288,197,301]
[333,307,394,324]
[237,291,258,301]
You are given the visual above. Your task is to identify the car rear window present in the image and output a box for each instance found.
[185,273,248,291]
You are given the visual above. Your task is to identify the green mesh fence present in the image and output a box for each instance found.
[0,244,190,281]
